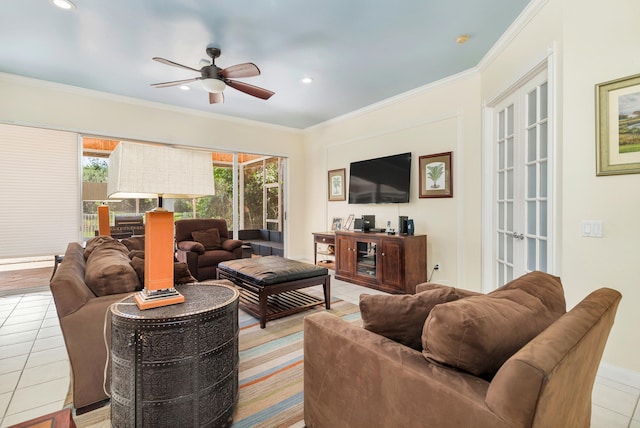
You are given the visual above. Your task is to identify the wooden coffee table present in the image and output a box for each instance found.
[217,256,330,328]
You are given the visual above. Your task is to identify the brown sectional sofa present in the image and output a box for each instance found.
[49,235,196,413]
[304,272,622,428]
[50,241,135,412]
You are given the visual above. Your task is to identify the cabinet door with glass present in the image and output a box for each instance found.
[354,238,379,284]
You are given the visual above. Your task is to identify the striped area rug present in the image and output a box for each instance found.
[73,299,361,428]
[232,299,361,427]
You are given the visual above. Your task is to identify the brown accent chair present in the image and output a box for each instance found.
[304,273,621,428]
[175,219,243,281]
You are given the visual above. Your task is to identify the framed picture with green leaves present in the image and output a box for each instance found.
[419,151,453,198]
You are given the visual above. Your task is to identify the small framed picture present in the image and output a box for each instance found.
[596,73,640,175]
[419,151,453,198]
[331,217,343,231]
[343,214,355,230]
[328,168,346,201]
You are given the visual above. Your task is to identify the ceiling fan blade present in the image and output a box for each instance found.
[221,63,260,79]
[225,79,275,100]
[209,92,224,104]
[150,77,200,88]
[152,57,200,72]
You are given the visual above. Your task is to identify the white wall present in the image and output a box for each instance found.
[0,74,308,258]
[560,0,640,373]
[304,73,483,288]
[480,0,639,376]
[305,0,640,377]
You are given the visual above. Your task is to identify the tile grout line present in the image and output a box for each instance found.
[2,293,41,426]
[0,293,66,426]
[629,395,640,428]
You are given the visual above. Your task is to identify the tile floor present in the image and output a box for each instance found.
[0,287,70,427]
[0,274,639,427]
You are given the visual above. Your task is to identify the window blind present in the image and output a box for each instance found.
[0,124,80,258]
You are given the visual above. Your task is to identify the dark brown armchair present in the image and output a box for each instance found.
[175,219,243,281]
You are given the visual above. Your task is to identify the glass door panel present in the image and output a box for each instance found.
[489,68,551,288]
[355,240,377,279]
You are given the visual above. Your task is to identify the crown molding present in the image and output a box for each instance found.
[305,67,479,132]
[477,0,549,72]
[0,72,302,134]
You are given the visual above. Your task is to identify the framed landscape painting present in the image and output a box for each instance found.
[596,73,640,175]
[419,151,453,198]
[328,168,346,201]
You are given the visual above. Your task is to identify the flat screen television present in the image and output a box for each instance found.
[348,152,411,204]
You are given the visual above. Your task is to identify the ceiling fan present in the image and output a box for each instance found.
[150,47,275,104]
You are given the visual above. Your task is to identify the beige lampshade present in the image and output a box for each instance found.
[107,142,215,200]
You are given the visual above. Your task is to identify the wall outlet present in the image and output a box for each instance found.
[434,263,440,270]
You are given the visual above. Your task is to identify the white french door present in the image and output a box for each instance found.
[486,67,554,288]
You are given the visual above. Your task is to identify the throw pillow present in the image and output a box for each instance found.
[174,262,197,284]
[121,236,145,252]
[84,235,118,259]
[85,242,142,296]
[360,287,470,350]
[130,257,197,285]
[191,228,223,250]
[128,250,145,260]
[421,271,566,379]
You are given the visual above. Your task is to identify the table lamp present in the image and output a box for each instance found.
[107,142,214,309]
[82,182,111,236]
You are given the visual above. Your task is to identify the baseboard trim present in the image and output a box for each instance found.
[597,362,640,390]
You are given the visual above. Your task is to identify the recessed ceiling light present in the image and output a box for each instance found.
[456,34,470,45]
[301,77,313,84]
[50,0,76,10]
[179,85,190,91]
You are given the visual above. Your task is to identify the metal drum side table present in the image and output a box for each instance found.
[110,281,240,428]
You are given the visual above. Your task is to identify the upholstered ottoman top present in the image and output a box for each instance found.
[218,256,328,286]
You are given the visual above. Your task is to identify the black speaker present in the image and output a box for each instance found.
[407,219,415,235]
[362,215,375,231]
[398,216,408,234]
[354,218,364,231]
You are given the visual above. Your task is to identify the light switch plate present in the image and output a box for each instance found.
[582,220,603,238]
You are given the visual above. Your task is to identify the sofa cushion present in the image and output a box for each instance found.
[191,228,223,250]
[85,240,142,296]
[130,257,197,285]
[121,236,145,251]
[422,271,566,379]
[360,287,476,350]
[84,235,117,259]
[128,249,145,260]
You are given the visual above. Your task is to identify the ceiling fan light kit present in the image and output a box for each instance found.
[151,47,274,104]
[50,0,76,10]
[201,79,226,93]
[456,34,470,44]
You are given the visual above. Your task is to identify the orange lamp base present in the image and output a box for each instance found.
[97,205,110,236]
[136,209,183,310]
[134,288,185,310]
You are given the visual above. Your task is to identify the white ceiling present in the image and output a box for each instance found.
[0,0,531,129]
